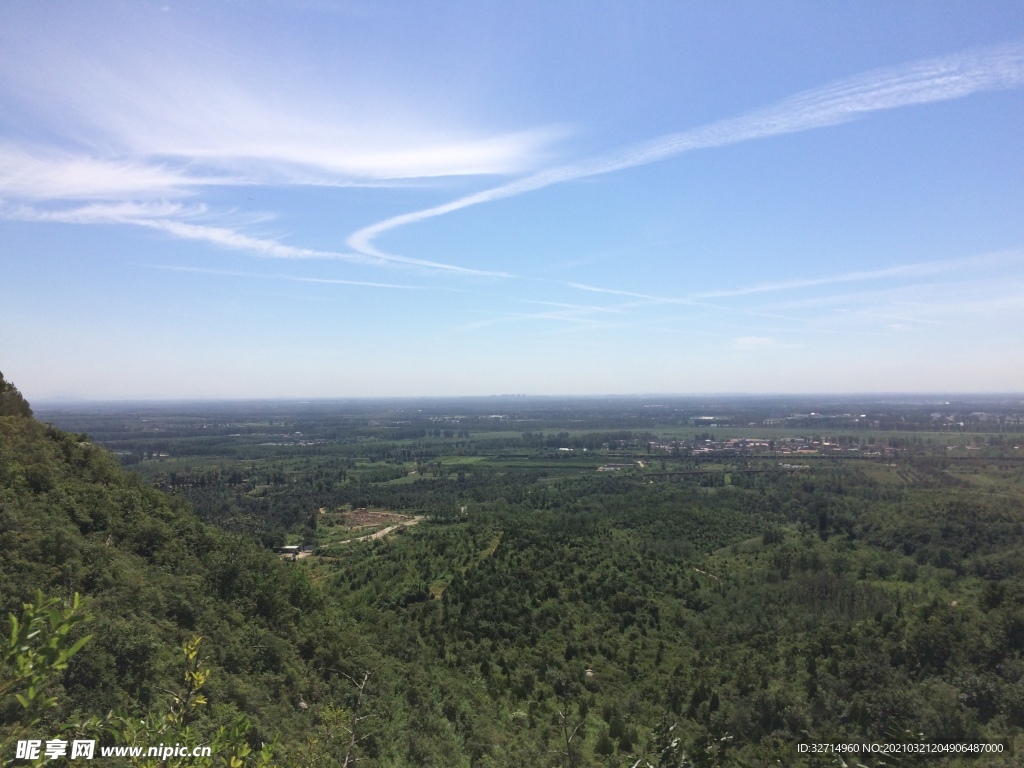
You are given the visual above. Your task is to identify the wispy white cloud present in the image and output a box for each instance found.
[348,41,1024,257]
[0,199,202,223]
[564,282,812,328]
[0,128,561,204]
[0,4,569,224]
[809,285,1024,331]
[148,265,422,290]
[139,219,511,276]
[546,251,1024,344]
[566,250,1024,307]
[685,250,1024,301]
[0,201,507,276]
[517,298,630,315]
[4,13,1022,297]
[566,282,688,303]
[771,278,1024,320]
[0,145,230,200]
[0,16,563,197]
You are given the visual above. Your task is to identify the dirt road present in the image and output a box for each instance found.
[339,515,423,545]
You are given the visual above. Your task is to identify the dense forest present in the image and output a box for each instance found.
[4,375,1024,765]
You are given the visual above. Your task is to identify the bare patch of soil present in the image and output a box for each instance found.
[343,508,411,528]
[339,516,424,545]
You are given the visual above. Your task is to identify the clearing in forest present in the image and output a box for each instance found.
[315,507,423,551]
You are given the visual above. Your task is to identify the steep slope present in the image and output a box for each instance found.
[0,372,31,418]
[0,377,325,752]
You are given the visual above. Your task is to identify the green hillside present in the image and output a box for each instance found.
[0,374,325,763]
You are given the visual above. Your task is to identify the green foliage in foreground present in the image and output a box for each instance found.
[1,592,91,749]
[0,405,336,765]
[1,593,274,767]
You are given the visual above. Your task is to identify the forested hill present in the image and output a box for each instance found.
[0,373,32,418]
[0,373,329,760]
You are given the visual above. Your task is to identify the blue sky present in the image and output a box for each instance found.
[2,1,1023,399]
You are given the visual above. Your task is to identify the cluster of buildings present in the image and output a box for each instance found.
[646,436,894,458]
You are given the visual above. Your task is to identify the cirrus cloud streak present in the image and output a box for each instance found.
[348,41,1024,258]
[0,201,508,276]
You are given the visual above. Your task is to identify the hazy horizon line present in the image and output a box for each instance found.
[30,391,1024,408]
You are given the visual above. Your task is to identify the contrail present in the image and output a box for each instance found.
[348,41,1024,258]
[0,201,509,276]
[139,218,506,275]
[568,250,1024,305]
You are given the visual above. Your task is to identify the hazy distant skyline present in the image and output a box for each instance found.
[2,2,1023,398]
